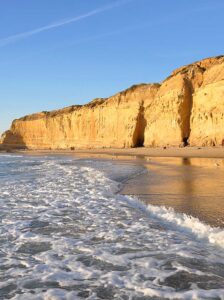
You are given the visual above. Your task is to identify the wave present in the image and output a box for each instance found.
[0,153,22,157]
[1,156,224,299]
[118,194,224,249]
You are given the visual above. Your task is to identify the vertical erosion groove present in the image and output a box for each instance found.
[179,78,193,145]
[132,103,147,147]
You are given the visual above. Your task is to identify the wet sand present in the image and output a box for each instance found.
[72,153,224,228]
[7,147,224,228]
[120,157,224,228]
[67,152,224,228]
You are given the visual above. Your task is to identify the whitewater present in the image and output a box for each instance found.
[0,154,223,299]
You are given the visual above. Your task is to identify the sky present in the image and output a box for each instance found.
[0,0,224,134]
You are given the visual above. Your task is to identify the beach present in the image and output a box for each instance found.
[0,152,224,298]
[74,149,224,228]
[71,146,224,159]
[1,0,223,297]
[121,156,224,228]
[7,145,224,158]
[12,146,224,227]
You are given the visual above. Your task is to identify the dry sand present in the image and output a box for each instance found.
[12,146,224,159]
[73,146,224,158]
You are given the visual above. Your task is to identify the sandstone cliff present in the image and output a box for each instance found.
[1,56,223,149]
[190,57,224,146]
[144,56,224,147]
[0,84,159,149]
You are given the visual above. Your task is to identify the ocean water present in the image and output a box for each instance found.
[0,154,224,300]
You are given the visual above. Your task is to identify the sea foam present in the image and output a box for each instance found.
[0,155,223,299]
[121,195,224,249]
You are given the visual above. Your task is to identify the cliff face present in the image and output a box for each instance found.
[1,84,159,149]
[1,56,224,149]
[144,72,193,147]
[144,56,224,147]
[190,58,224,146]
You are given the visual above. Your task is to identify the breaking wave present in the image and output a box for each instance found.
[122,196,224,249]
[0,154,223,299]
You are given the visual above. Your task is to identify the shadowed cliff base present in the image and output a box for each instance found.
[179,78,193,146]
[132,104,147,147]
[0,55,224,150]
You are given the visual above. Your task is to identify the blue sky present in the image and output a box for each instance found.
[0,0,223,134]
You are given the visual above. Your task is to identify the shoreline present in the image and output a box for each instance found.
[1,145,224,159]
[1,148,224,227]
[1,151,224,298]
[69,146,224,159]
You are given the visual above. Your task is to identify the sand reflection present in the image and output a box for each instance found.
[122,157,224,227]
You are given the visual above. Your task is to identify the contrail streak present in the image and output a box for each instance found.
[0,0,132,47]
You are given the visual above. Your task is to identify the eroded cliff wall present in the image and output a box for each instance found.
[1,84,159,149]
[1,56,223,149]
[144,73,193,147]
[190,57,224,146]
[144,56,224,147]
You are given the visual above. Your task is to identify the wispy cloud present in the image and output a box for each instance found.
[0,0,133,48]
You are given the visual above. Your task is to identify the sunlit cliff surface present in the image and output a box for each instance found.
[1,56,224,149]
